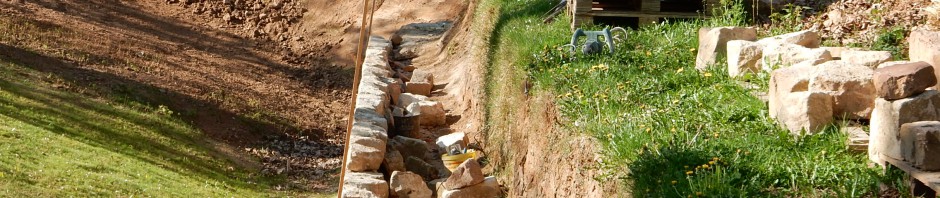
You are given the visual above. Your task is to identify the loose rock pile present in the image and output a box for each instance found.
[700,26,940,170]
[342,24,500,197]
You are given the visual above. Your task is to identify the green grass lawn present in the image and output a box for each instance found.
[485,0,908,196]
[0,56,294,196]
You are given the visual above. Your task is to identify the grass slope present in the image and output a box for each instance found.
[485,0,908,196]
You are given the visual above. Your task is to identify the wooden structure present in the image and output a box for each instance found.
[882,154,940,197]
[568,0,719,29]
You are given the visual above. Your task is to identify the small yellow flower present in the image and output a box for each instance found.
[704,72,713,77]
[702,164,710,169]
[713,133,719,138]
[708,161,716,165]
[646,51,652,56]
[696,192,703,196]
[690,48,696,52]
[713,157,719,161]
[676,67,685,73]
[646,128,652,132]
[671,128,677,132]
[684,165,689,169]
[686,171,693,175]
[671,180,678,184]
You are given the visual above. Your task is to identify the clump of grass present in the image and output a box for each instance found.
[485,0,905,196]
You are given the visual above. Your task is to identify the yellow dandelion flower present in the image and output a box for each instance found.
[684,165,689,169]
[713,133,719,138]
[671,128,677,132]
[646,51,651,56]
[685,171,693,175]
[702,164,709,169]
[676,67,685,73]
[671,180,678,185]
[708,161,716,165]
[713,157,719,161]
[704,72,713,77]
[690,48,696,52]
[696,192,703,196]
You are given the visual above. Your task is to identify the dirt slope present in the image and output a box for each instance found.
[0,0,469,193]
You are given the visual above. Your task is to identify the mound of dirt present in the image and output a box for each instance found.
[805,0,930,44]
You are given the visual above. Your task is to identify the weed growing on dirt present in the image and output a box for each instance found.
[485,0,906,196]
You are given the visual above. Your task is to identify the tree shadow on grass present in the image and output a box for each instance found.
[0,43,287,192]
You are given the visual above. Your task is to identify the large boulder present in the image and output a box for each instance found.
[809,61,876,120]
[439,177,501,198]
[342,172,390,198]
[900,121,940,171]
[727,40,763,77]
[761,44,832,71]
[909,29,940,90]
[390,171,433,198]
[841,50,893,68]
[878,61,915,69]
[776,92,834,135]
[411,69,435,85]
[443,159,485,190]
[870,90,940,164]
[399,93,429,108]
[695,27,758,70]
[872,61,937,100]
[416,100,446,126]
[345,135,387,172]
[406,82,434,96]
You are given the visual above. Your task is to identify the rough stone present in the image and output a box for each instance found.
[443,158,485,190]
[405,156,438,181]
[761,44,832,70]
[390,78,403,106]
[351,121,388,140]
[383,147,406,173]
[757,30,822,48]
[873,61,937,100]
[869,90,940,164]
[769,63,815,119]
[345,135,387,172]
[900,121,940,171]
[909,29,940,90]
[416,100,446,126]
[822,47,849,58]
[390,171,433,198]
[399,93,429,108]
[406,82,433,96]
[411,70,435,85]
[390,136,430,161]
[841,50,893,68]
[727,40,763,77]
[695,27,759,70]
[439,177,501,198]
[354,107,389,131]
[809,61,876,119]
[776,92,834,135]
[342,172,389,198]
[878,61,915,69]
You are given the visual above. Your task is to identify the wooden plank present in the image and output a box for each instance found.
[883,154,940,192]
[844,126,869,152]
[584,10,707,19]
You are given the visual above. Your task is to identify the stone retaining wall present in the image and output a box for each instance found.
[342,36,394,198]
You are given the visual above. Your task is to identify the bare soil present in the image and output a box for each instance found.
[0,0,468,193]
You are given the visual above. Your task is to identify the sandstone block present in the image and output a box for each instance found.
[870,90,940,164]
[757,30,822,48]
[439,177,501,198]
[909,29,940,90]
[900,121,940,171]
[417,100,446,126]
[399,93,429,109]
[345,135,387,172]
[390,171,433,198]
[412,69,435,85]
[777,92,834,135]
[841,50,893,68]
[443,159,485,190]
[342,172,389,198]
[769,63,815,119]
[873,61,937,100]
[809,61,875,119]
[727,40,763,77]
[406,82,433,96]
[695,27,759,70]
[878,61,914,69]
[761,44,832,70]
